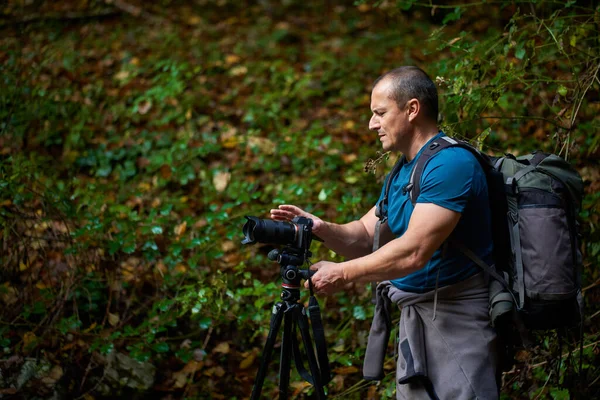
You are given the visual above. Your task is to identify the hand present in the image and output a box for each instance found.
[304,260,347,295]
[270,205,324,235]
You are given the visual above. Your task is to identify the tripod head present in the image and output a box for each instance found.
[268,248,315,302]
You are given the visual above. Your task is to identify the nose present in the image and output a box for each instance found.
[369,114,379,131]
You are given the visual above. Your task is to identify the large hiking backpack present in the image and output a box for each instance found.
[375,135,584,332]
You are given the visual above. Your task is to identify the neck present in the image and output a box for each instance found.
[404,127,440,161]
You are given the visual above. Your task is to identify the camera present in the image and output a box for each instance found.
[242,216,313,249]
[242,216,315,266]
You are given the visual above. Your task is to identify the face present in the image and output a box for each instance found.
[368,79,411,152]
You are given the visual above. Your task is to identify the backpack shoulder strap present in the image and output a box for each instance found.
[375,155,406,221]
[407,136,490,205]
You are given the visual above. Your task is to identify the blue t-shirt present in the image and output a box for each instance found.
[377,132,494,292]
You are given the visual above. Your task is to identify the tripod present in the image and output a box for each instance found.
[250,249,331,400]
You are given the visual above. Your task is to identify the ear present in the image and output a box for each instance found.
[406,99,420,122]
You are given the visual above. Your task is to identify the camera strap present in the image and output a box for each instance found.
[371,156,406,303]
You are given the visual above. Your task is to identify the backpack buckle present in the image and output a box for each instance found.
[429,142,440,150]
[402,183,414,195]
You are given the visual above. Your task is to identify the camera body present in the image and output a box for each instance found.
[242,215,314,266]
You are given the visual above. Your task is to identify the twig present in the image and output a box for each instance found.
[583,278,600,293]
[503,339,600,375]
[534,370,553,400]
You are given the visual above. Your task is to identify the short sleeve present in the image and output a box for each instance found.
[416,148,477,213]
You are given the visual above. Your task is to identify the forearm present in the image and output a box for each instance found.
[341,234,428,284]
[317,220,374,259]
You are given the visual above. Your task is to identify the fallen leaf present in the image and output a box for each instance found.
[333,365,358,375]
[114,70,129,81]
[230,65,248,76]
[247,137,275,154]
[239,353,256,369]
[137,100,152,115]
[108,312,120,326]
[225,54,241,65]
[343,120,355,130]
[187,15,202,25]
[174,221,187,236]
[221,240,235,253]
[213,342,230,354]
[23,331,37,349]
[213,171,231,192]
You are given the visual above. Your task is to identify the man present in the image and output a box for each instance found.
[270,66,498,399]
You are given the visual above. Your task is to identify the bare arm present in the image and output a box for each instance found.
[307,203,461,294]
[270,205,394,259]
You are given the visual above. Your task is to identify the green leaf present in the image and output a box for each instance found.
[151,226,163,235]
[353,305,366,320]
[199,317,212,329]
[153,342,170,353]
[318,189,327,201]
[515,47,526,60]
[558,85,568,96]
[122,242,136,254]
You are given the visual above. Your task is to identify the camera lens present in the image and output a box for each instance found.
[242,216,297,245]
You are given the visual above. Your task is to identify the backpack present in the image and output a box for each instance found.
[374,135,584,334]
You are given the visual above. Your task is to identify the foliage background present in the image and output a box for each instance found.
[0,0,599,399]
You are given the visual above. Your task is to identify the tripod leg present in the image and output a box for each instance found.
[278,307,294,400]
[251,303,286,400]
[296,306,326,400]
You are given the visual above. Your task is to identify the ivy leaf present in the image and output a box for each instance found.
[353,305,366,320]
[151,226,163,235]
[153,342,170,353]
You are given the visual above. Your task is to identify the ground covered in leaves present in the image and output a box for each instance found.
[1,0,599,399]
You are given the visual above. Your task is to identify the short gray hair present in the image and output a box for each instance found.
[373,66,439,123]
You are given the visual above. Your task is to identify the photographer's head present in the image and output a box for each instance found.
[369,66,439,156]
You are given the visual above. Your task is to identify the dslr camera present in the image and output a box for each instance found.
[242,216,315,266]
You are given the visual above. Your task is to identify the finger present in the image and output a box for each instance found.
[309,263,320,271]
[270,210,294,220]
[278,205,302,215]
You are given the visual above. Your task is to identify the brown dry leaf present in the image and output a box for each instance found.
[290,381,312,395]
[343,120,355,130]
[160,164,172,179]
[239,353,256,369]
[230,65,248,76]
[515,349,532,362]
[23,332,37,348]
[213,171,231,192]
[333,365,358,375]
[213,342,230,354]
[114,70,129,81]
[220,125,239,148]
[342,153,357,163]
[173,264,187,274]
[225,54,241,65]
[174,221,187,237]
[173,360,201,388]
[138,100,152,115]
[213,366,225,377]
[221,240,235,253]
[49,365,64,380]
[108,312,120,327]
[36,281,48,290]
[187,15,202,25]
[247,137,275,154]
[1,283,19,305]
